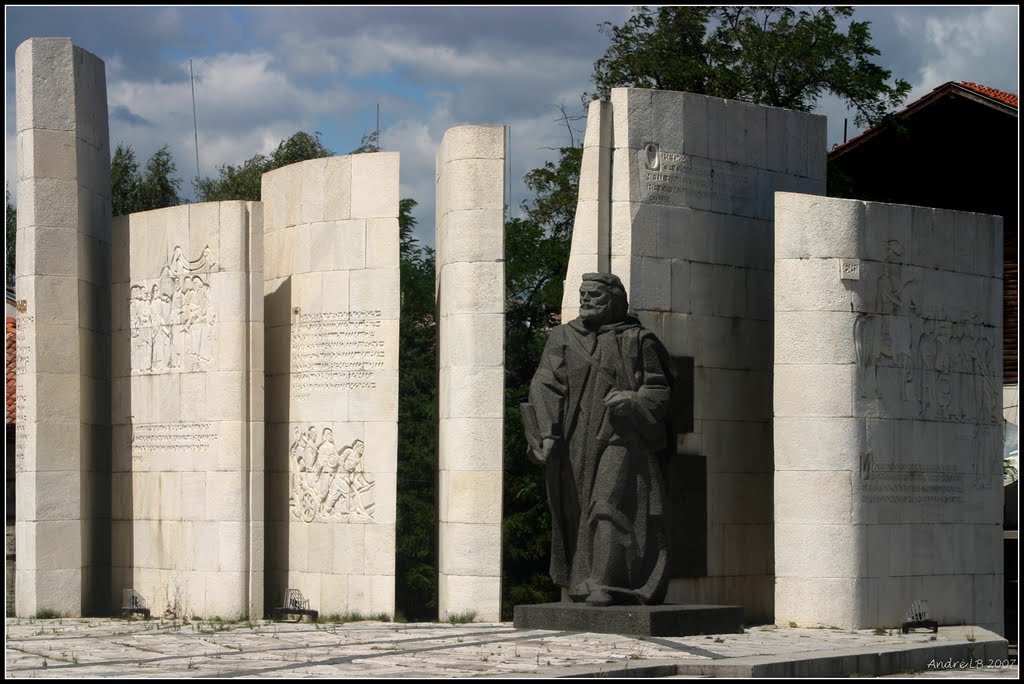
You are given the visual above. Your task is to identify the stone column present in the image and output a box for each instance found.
[774,193,1004,633]
[110,202,263,620]
[435,126,505,621]
[14,37,112,617]
[263,153,400,617]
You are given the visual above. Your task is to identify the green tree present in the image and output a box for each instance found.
[6,185,15,285]
[589,6,910,127]
[194,131,332,202]
[111,143,141,216]
[137,145,182,210]
[111,143,182,215]
[349,129,381,155]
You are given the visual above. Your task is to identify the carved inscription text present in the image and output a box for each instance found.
[640,149,753,207]
[291,310,389,398]
[131,422,218,459]
[859,459,967,505]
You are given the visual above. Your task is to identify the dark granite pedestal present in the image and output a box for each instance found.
[513,603,744,637]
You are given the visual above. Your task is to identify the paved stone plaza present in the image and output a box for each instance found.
[3,617,1015,678]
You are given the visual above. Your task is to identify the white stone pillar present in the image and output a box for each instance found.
[435,125,505,621]
[14,37,112,617]
[263,153,400,617]
[110,202,264,620]
[774,193,1004,633]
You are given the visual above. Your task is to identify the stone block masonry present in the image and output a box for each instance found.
[15,37,112,617]
[435,126,505,622]
[774,193,1003,633]
[110,202,264,620]
[262,153,400,618]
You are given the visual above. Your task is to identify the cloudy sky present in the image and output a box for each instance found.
[4,5,1019,247]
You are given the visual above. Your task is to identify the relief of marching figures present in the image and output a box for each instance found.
[854,241,999,423]
[289,426,376,523]
[129,246,218,373]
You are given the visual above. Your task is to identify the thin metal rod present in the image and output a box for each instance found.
[190,59,200,180]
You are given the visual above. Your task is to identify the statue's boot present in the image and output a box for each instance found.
[585,589,612,607]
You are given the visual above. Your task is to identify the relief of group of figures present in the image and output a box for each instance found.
[289,426,376,523]
[854,241,999,423]
[129,246,218,373]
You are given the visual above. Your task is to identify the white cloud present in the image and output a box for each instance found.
[103,50,362,193]
[383,118,439,246]
[896,6,1019,100]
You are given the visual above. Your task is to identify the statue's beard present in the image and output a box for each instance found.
[580,305,614,327]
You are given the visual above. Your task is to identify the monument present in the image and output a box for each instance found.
[524,272,672,607]
[514,273,742,636]
[558,88,827,623]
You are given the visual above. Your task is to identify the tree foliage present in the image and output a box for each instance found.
[193,131,332,202]
[138,146,183,210]
[349,129,381,155]
[111,143,183,216]
[111,143,140,217]
[589,6,910,127]
[394,197,440,621]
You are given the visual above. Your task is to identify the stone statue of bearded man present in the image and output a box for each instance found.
[523,272,673,607]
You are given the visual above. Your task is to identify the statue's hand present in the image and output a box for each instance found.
[531,437,559,464]
[604,390,637,417]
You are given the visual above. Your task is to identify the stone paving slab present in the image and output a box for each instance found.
[4,617,1016,678]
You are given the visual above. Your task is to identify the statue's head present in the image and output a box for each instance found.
[579,273,628,327]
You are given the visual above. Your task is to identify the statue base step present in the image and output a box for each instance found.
[513,602,744,637]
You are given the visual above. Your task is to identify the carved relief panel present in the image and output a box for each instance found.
[288,424,377,523]
[129,245,218,373]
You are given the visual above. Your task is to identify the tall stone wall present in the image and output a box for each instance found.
[263,153,399,617]
[563,88,825,621]
[774,193,1004,632]
[110,202,264,619]
[435,126,505,621]
[14,37,112,616]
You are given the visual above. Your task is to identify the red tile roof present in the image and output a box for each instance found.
[5,317,15,425]
[957,81,1018,108]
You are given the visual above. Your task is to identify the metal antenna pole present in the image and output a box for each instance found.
[190,59,200,181]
